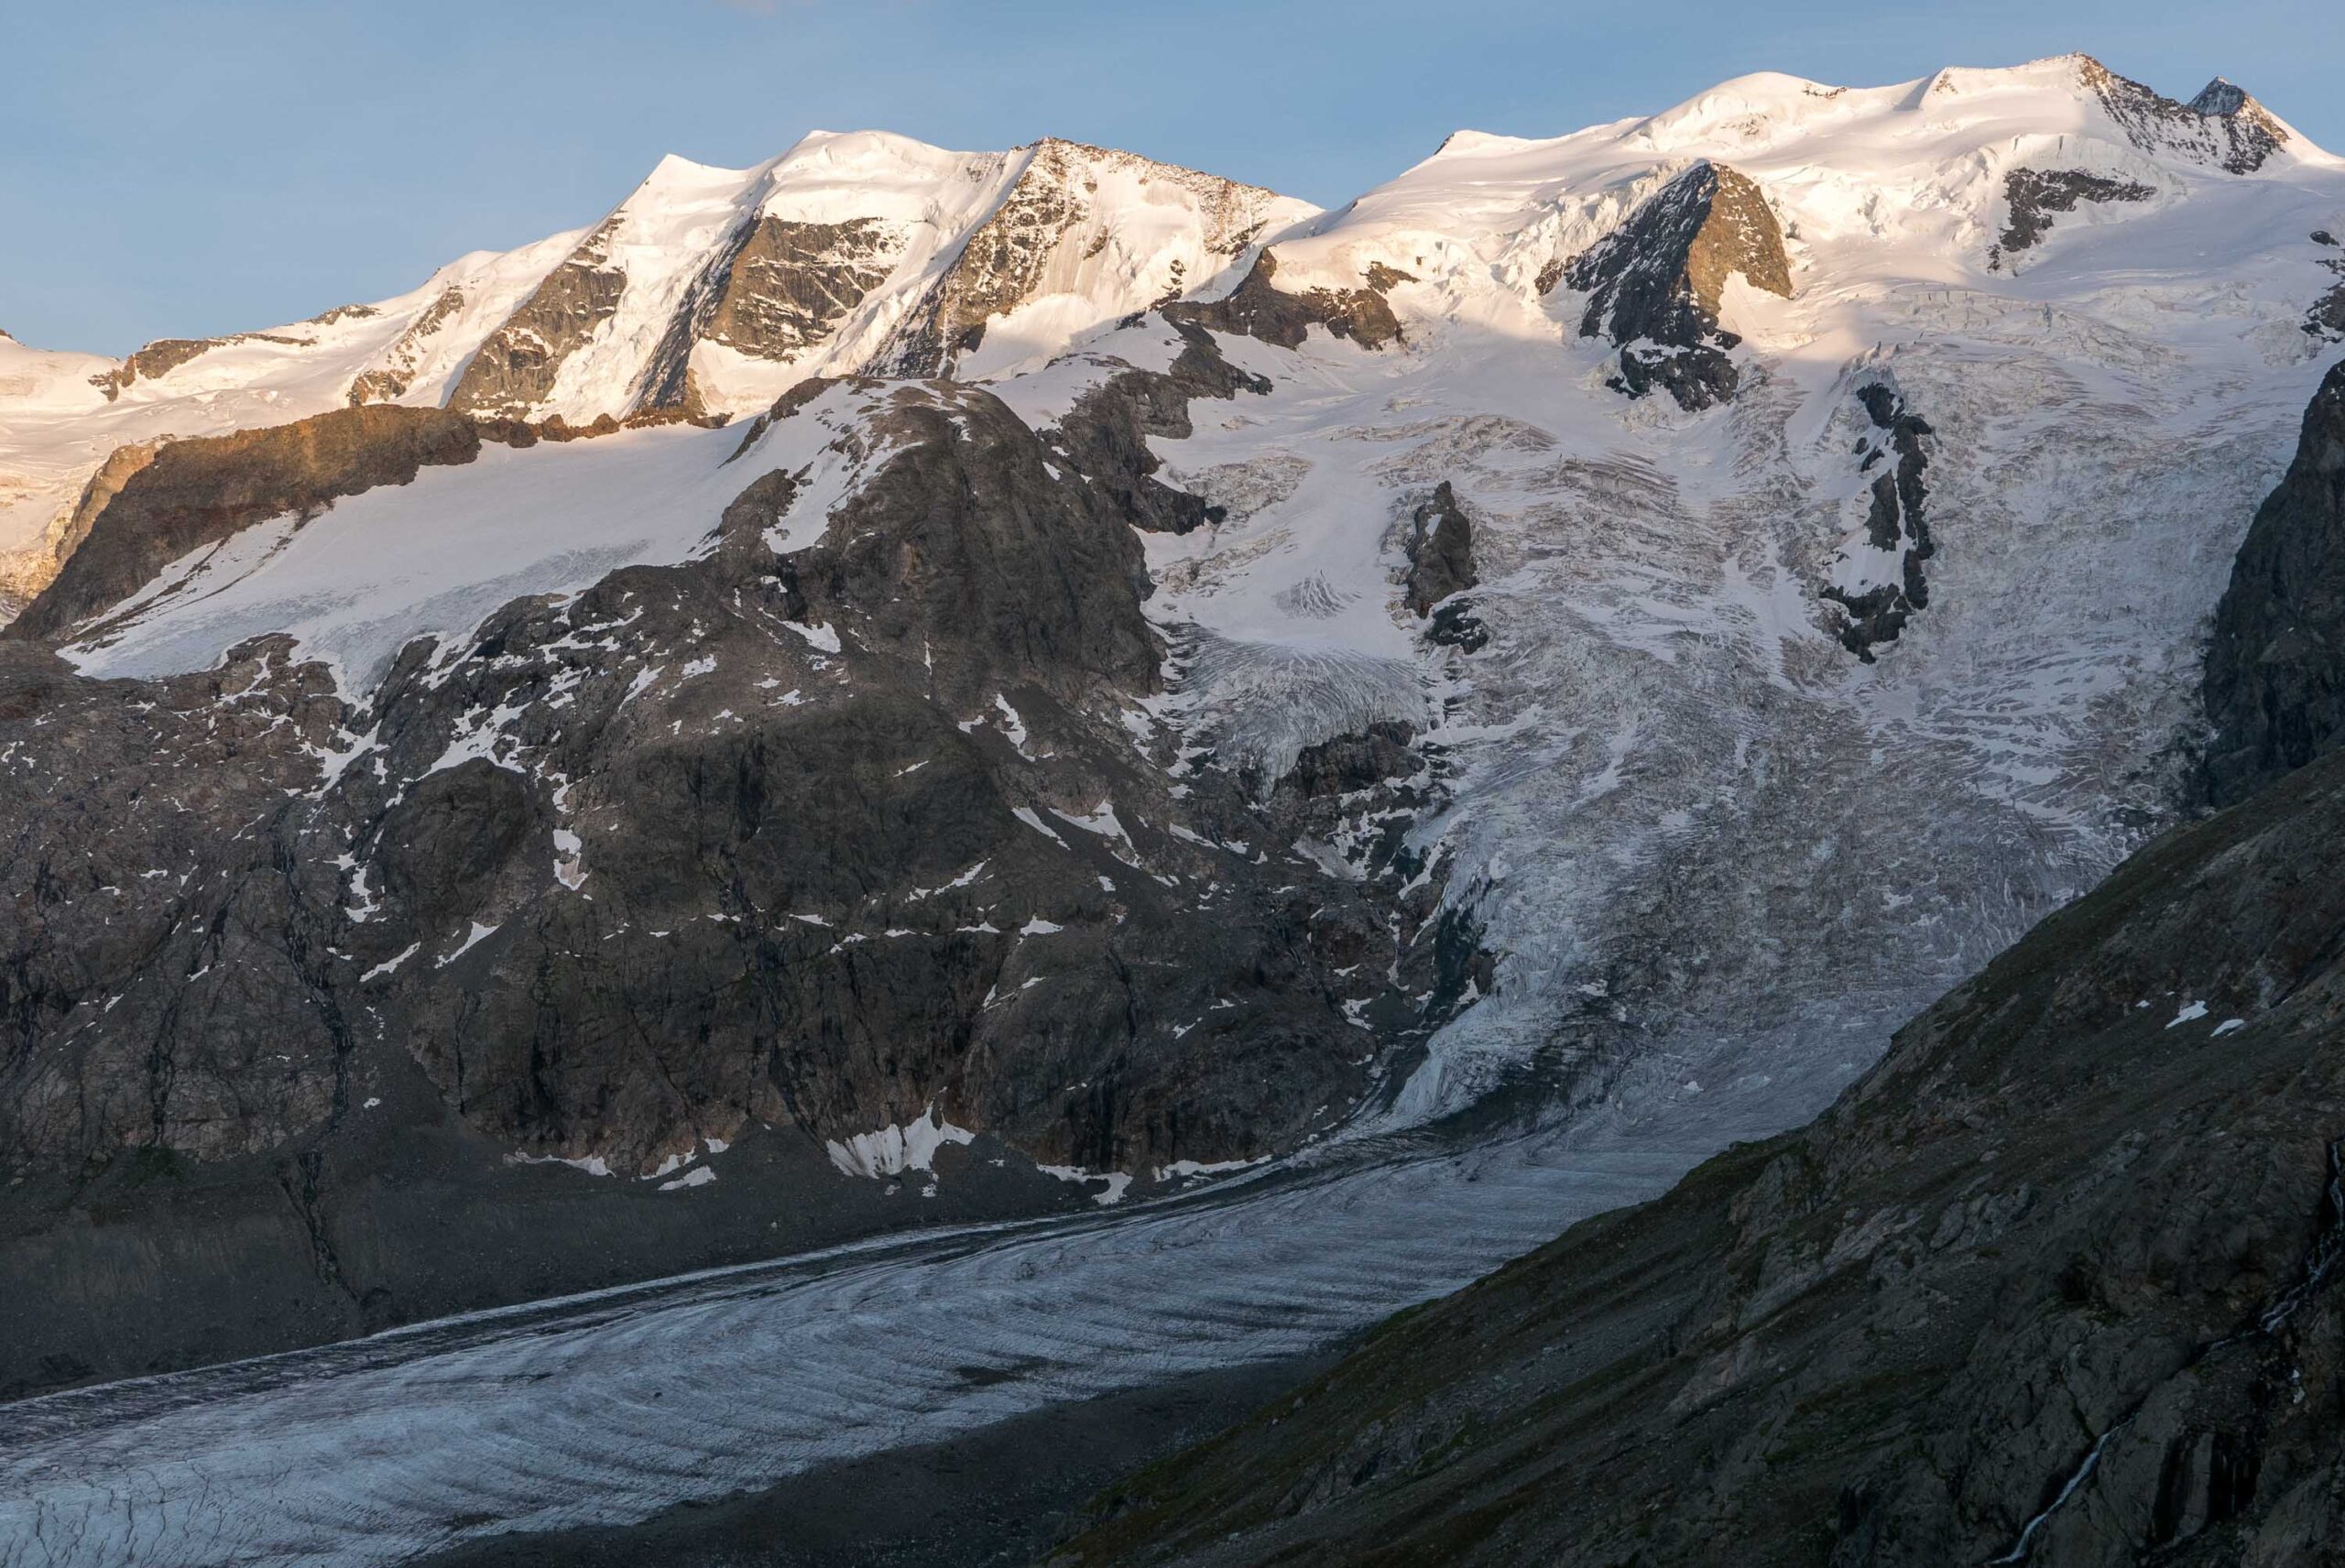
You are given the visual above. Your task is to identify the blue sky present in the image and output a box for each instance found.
[6,0,2341,355]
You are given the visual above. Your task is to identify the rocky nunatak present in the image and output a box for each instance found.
[1558,159,1793,411]
[0,334,1476,1394]
[1821,380,1936,659]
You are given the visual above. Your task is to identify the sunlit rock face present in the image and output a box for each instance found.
[1562,158,1793,409]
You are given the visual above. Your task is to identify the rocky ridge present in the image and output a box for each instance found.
[2086,60,2293,175]
[2203,359,2345,808]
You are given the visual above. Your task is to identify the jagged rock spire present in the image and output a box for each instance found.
[1561,159,1792,410]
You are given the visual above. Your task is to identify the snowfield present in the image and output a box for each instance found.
[57,381,892,693]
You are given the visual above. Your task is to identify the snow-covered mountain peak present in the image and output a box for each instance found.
[436,127,1315,417]
[636,148,776,194]
[1625,68,1892,154]
[1227,50,2340,366]
[6,54,2338,615]
[754,129,1009,225]
[0,128,1317,598]
[2188,76,2252,114]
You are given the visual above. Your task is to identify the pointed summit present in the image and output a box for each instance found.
[1563,160,1793,411]
[2078,56,2291,173]
[2188,77,2251,116]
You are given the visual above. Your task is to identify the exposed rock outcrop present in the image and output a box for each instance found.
[1048,319,1274,536]
[703,219,900,358]
[1055,736,2345,1568]
[6,406,518,643]
[0,439,166,612]
[2308,249,2345,341]
[1167,251,1408,352]
[2202,358,2345,807]
[1563,159,1791,411]
[88,331,313,400]
[641,216,908,414]
[2083,59,2292,175]
[1821,381,1936,660]
[1401,482,1475,616]
[446,218,627,417]
[1991,167,2156,268]
[1398,480,1486,653]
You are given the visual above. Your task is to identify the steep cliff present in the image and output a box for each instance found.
[2203,359,2345,807]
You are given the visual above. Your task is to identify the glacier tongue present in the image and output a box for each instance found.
[0,1113,1734,1568]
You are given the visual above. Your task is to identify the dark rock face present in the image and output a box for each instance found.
[1399,480,1487,653]
[1167,250,1408,352]
[2307,252,2345,342]
[0,351,1461,1392]
[1276,721,1419,801]
[1049,320,1274,537]
[1991,167,2156,269]
[1055,742,2345,1568]
[1821,382,1936,660]
[704,218,902,358]
[1401,482,1475,616]
[2313,281,2345,341]
[6,405,512,643]
[643,216,906,413]
[2202,359,2345,807]
[2084,59,2291,175]
[1564,160,1792,411]
[7,439,167,607]
[447,218,627,417]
